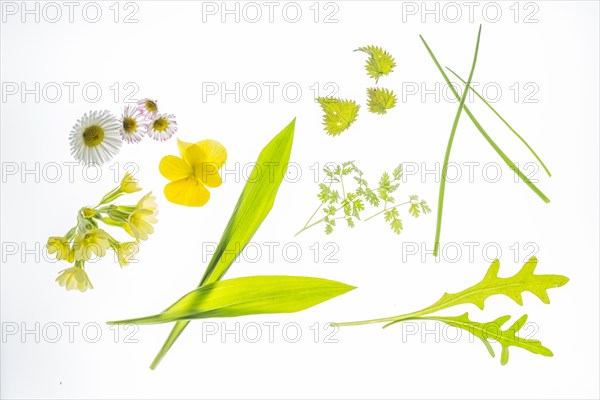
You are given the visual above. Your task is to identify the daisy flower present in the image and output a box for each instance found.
[119,105,145,144]
[137,98,159,118]
[69,110,122,165]
[146,113,177,141]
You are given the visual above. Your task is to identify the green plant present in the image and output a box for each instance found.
[420,26,551,256]
[108,119,355,369]
[295,161,430,236]
[332,257,568,365]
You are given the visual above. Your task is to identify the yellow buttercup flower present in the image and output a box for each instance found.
[159,139,227,207]
[120,171,142,194]
[46,236,74,262]
[73,229,111,261]
[115,242,139,267]
[56,266,93,292]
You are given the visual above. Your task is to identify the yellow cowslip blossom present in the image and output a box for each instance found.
[120,171,142,194]
[46,236,74,262]
[56,266,93,292]
[159,139,227,207]
[125,209,157,241]
[73,229,111,261]
[115,241,139,267]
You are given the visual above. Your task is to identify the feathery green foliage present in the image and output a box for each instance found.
[296,161,430,236]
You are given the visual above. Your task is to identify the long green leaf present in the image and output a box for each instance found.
[446,67,551,177]
[433,25,482,257]
[150,119,296,369]
[108,276,355,325]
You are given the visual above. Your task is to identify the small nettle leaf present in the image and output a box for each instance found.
[355,45,397,83]
[367,88,397,115]
[317,97,360,136]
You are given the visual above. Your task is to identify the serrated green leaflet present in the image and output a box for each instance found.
[108,276,355,325]
[317,97,360,136]
[386,313,553,365]
[409,256,569,314]
[332,257,568,365]
[355,46,396,83]
[366,88,397,114]
[149,119,297,369]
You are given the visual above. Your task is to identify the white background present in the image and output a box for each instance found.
[1,1,599,399]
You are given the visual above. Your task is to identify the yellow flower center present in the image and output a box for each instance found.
[122,116,137,133]
[82,208,96,218]
[145,100,158,113]
[153,117,169,132]
[83,125,105,147]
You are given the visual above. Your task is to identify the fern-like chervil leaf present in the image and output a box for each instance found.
[418,313,553,365]
[317,97,360,136]
[355,46,397,83]
[424,257,569,312]
[367,88,397,114]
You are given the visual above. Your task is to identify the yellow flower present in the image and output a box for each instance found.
[120,171,142,194]
[56,266,93,292]
[136,191,158,213]
[115,242,139,267]
[159,139,227,207]
[73,229,111,261]
[125,210,157,241]
[46,236,74,262]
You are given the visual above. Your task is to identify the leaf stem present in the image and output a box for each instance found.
[446,67,551,177]
[430,25,482,257]
[364,201,410,221]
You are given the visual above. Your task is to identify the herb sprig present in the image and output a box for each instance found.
[295,161,430,236]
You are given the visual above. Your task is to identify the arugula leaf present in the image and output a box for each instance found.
[367,88,397,114]
[332,257,568,365]
[387,313,553,365]
[355,45,397,83]
[108,276,355,325]
[317,97,360,136]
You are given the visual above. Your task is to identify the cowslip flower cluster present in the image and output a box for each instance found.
[46,172,158,292]
[69,98,177,166]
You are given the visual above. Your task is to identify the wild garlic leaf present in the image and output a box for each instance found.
[317,97,360,136]
[108,276,355,325]
[150,119,296,369]
[367,88,397,114]
[421,313,553,365]
[355,45,397,83]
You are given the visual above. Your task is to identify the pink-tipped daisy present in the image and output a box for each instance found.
[119,105,145,144]
[137,98,159,118]
[69,110,121,165]
[146,113,177,141]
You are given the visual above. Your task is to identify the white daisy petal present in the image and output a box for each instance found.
[146,113,177,141]
[69,110,122,166]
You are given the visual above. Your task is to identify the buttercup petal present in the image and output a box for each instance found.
[159,155,191,181]
[164,177,210,207]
